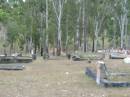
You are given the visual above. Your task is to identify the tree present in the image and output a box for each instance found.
[116,0,128,48]
[1,0,130,56]
[52,0,65,56]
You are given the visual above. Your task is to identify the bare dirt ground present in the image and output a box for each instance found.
[0,57,130,97]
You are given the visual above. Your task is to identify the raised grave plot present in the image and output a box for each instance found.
[0,64,25,70]
[70,52,104,61]
[109,52,127,59]
[85,61,130,87]
[0,56,32,63]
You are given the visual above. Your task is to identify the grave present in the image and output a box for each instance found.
[109,52,127,59]
[85,61,130,87]
[0,56,32,63]
[70,52,104,61]
[0,64,25,70]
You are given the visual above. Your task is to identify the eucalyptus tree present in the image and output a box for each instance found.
[22,0,43,54]
[0,0,28,53]
[75,0,88,52]
[114,0,128,48]
[41,0,50,58]
[61,0,77,53]
[52,0,65,56]
[82,0,88,52]
[74,0,82,51]
[44,0,49,57]
[1,0,130,55]
[88,0,111,52]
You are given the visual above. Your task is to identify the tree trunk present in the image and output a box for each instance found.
[102,36,104,49]
[41,46,43,56]
[119,0,128,49]
[52,0,64,56]
[75,5,81,51]
[125,16,128,48]
[65,15,69,54]
[10,42,13,55]
[40,12,44,56]
[34,43,37,54]
[56,18,62,56]
[82,0,87,52]
[45,0,49,55]
[92,36,95,52]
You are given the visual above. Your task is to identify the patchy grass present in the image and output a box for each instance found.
[0,57,129,97]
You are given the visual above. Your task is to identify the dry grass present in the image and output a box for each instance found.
[0,57,129,97]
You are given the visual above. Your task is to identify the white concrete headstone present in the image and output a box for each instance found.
[124,57,130,64]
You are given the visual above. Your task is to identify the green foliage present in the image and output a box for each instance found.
[0,8,9,22]
[0,0,130,53]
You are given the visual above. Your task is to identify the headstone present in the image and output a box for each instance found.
[96,61,106,85]
[96,63,101,85]
[124,57,130,64]
[31,49,36,60]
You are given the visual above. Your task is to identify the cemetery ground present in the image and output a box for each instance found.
[0,57,130,97]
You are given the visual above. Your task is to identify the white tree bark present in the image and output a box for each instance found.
[94,14,104,52]
[93,1,108,52]
[75,2,81,50]
[52,0,64,55]
[125,16,128,47]
[82,0,87,52]
[45,0,49,55]
[65,15,69,52]
[118,0,128,48]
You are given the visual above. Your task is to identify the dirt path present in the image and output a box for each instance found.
[0,58,129,97]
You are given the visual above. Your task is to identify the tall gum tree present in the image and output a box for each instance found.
[118,0,128,48]
[52,0,65,56]
[91,0,110,52]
